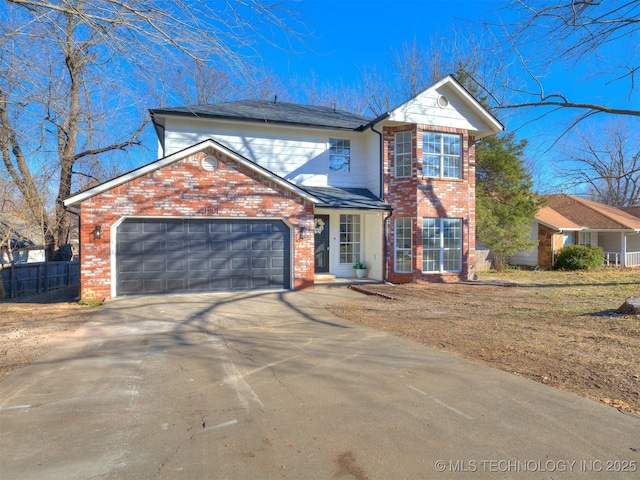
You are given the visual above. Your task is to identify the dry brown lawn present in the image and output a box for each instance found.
[327,269,640,416]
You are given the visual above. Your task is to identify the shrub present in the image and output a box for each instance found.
[556,245,604,270]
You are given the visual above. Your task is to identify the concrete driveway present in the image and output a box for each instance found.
[1,285,638,479]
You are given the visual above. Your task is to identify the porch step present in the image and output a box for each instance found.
[314,273,337,282]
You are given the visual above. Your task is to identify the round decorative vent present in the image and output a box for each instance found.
[437,95,450,108]
[202,155,218,171]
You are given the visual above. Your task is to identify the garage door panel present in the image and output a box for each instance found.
[119,259,142,273]
[209,257,228,269]
[231,222,248,233]
[210,239,228,250]
[232,240,249,251]
[271,256,285,268]
[143,278,164,292]
[166,221,186,233]
[167,278,186,290]
[252,257,268,269]
[231,257,249,269]
[167,240,185,250]
[188,258,208,271]
[188,239,207,252]
[188,222,206,233]
[118,241,141,254]
[143,221,166,233]
[143,259,165,272]
[167,259,187,272]
[143,239,166,252]
[117,218,290,295]
[188,277,209,291]
[252,239,268,250]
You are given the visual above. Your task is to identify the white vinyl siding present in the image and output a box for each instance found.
[395,218,412,272]
[422,218,462,273]
[422,132,462,179]
[161,118,376,189]
[395,131,412,177]
[339,214,361,264]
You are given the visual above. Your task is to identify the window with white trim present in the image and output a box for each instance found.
[329,138,351,172]
[422,132,462,178]
[422,218,462,273]
[563,232,575,245]
[395,218,412,273]
[395,131,412,177]
[579,232,592,246]
[339,214,361,263]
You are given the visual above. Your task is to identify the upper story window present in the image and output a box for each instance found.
[422,132,462,179]
[329,138,351,172]
[395,131,412,177]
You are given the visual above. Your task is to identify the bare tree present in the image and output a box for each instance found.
[493,1,640,121]
[557,120,640,206]
[1,0,301,257]
[362,37,446,116]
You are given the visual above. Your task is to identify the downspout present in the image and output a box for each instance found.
[370,124,385,201]
[370,122,391,282]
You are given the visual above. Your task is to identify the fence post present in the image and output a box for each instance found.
[10,264,16,299]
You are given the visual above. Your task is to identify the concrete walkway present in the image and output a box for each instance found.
[1,285,638,479]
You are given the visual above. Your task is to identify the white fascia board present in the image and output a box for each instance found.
[63,139,320,207]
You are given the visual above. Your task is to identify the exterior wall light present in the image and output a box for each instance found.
[299,226,307,239]
[94,225,102,240]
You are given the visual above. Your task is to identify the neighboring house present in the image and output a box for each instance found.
[0,219,46,265]
[64,75,503,300]
[510,194,640,268]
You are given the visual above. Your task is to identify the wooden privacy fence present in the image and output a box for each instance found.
[1,261,79,299]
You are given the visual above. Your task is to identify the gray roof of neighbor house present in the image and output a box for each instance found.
[150,100,373,131]
[301,186,391,210]
[536,194,640,231]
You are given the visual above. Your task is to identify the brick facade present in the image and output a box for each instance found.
[537,224,563,268]
[383,125,477,283]
[78,148,314,300]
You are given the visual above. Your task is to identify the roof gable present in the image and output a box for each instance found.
[536,194,640,231]
[150,100,372,131]
[384,75,503,138]
[63,139,320,207]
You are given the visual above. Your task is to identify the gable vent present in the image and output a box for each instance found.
[202,155,218,171]
[437,95,450,108]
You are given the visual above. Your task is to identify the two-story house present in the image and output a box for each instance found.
[64,75,503,300]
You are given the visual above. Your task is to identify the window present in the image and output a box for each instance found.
[563,232,575,246]
[395,131,412,177]
[579,232,592,246]
[395,218,412,272]
[329,138,351,172]
[422,218,462,273]
[422,132,462,178]
[339,214,361,264]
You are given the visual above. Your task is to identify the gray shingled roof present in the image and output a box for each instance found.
[301,186,391,210]
[150,100,373,130]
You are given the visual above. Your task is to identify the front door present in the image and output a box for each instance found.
[314,215,330,273]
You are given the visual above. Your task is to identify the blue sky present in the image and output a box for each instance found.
[254,0,638,193]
